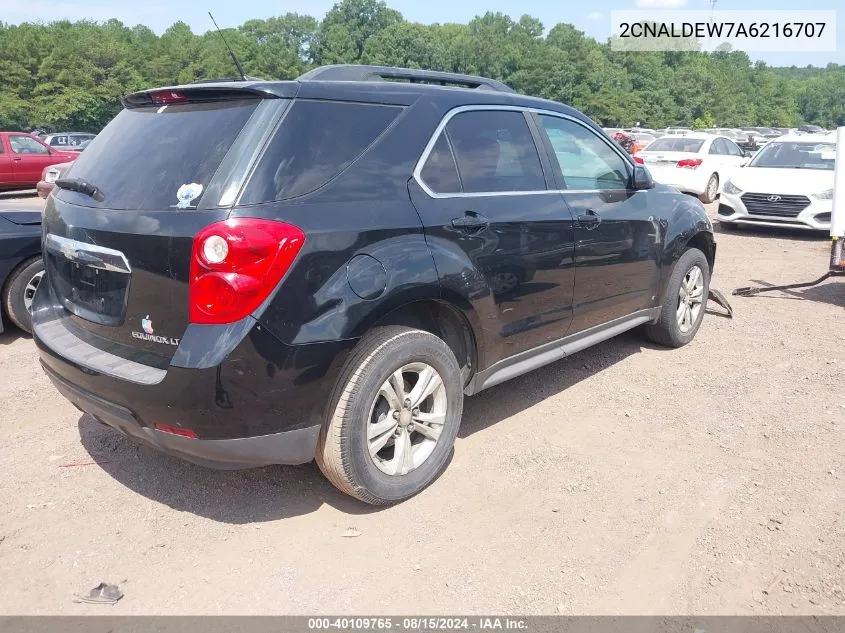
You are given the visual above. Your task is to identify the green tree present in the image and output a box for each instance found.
[313,0,402,64]
[0,5,843,133]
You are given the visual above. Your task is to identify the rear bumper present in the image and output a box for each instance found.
[646,166,709,195]
[33,287,355,468]
[43,363,320,468]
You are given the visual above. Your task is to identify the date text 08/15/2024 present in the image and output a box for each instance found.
[307,618,528,630]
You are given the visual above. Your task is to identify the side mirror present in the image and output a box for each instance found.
[633,165,655,190]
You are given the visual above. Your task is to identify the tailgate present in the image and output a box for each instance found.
[38,91,290,364]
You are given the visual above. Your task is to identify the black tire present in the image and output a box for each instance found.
[316,326,464,505]
[699,173,719,204]
[644,248,710,348]
[2,257,44,334]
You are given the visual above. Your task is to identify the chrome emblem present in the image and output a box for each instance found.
[767,195,782,202]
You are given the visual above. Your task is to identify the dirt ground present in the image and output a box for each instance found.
[0,195,843,615]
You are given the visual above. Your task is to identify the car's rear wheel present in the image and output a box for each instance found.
[316,326,463,505]
[644,248,710,348]
[699,173,719,204]
[2,257,44,334]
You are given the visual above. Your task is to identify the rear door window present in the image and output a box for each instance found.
[709,138,728,155]
[59,99,262,210]
[445,110,545,193]
[725,139,744,156]
[240,100,402,204]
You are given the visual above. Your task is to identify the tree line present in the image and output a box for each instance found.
[1,0,844,133]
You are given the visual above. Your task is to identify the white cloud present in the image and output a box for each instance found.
[586,11,604,20]
[635,0,688,7]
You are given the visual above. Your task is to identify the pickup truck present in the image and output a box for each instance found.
[0,132,78,191]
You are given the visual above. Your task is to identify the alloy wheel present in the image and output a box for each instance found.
[676,265,704,333]
[367,362,448,476]
[23,270,44,313]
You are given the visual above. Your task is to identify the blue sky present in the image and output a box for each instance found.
[1,0,841,66]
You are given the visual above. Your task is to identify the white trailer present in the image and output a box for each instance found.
[828,126,845,272]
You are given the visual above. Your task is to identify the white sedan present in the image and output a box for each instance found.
[717,134,836,231]
[634,134,747,203]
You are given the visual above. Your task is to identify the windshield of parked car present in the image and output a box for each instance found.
[643,138,705,153]
[748,141,836,170]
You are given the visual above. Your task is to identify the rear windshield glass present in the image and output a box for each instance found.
[644,138,705,153]
[240,100,401,204]
[60,99,260,210]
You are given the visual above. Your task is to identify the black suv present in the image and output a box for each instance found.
[33,65,716,505]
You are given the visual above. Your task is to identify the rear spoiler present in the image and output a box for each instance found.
[121,81,299,108]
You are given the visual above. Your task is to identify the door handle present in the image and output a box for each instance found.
[577,209,602,230]
[451,212,489,233]
[12,157,21,162]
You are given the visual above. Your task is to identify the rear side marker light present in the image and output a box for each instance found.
[189,218,306,325]
[676,158,703,169]
[154,424,198,439]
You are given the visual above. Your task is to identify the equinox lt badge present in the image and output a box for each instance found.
[131,315,180,346]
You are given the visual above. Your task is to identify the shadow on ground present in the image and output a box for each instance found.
[0,327,30,345]
[739,278,845,309]
[459,331,648,438]
[79,331,655,523]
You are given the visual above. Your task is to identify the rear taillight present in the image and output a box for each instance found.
[676,158,703,169]
[633,155,644,165]
[189,218,306,325]
[150,90,188,105]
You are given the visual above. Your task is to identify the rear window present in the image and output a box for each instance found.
[445,110,545,193]
[644,138,705,153]
[240,100,401,204]
[60,99,261,210]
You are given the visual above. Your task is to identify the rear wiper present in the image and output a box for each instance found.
[54,178,104,201]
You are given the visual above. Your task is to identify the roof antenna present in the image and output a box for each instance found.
[208,12,247,81]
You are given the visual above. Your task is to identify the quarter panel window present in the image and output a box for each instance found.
[241,100,401,204]
[445,110,545,193]
[538,115,630,190]
[420,132,461,194]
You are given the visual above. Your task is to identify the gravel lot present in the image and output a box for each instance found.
[0,196,843,615]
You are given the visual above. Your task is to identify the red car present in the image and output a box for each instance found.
[0,132,78,191]
[36,161,75,199]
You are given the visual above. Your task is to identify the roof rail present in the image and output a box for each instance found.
[297,64,515,93]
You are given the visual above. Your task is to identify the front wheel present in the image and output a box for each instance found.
[644,248,710,348]
[316,326,464,505]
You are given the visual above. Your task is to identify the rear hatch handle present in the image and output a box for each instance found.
[44,234,131,274]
